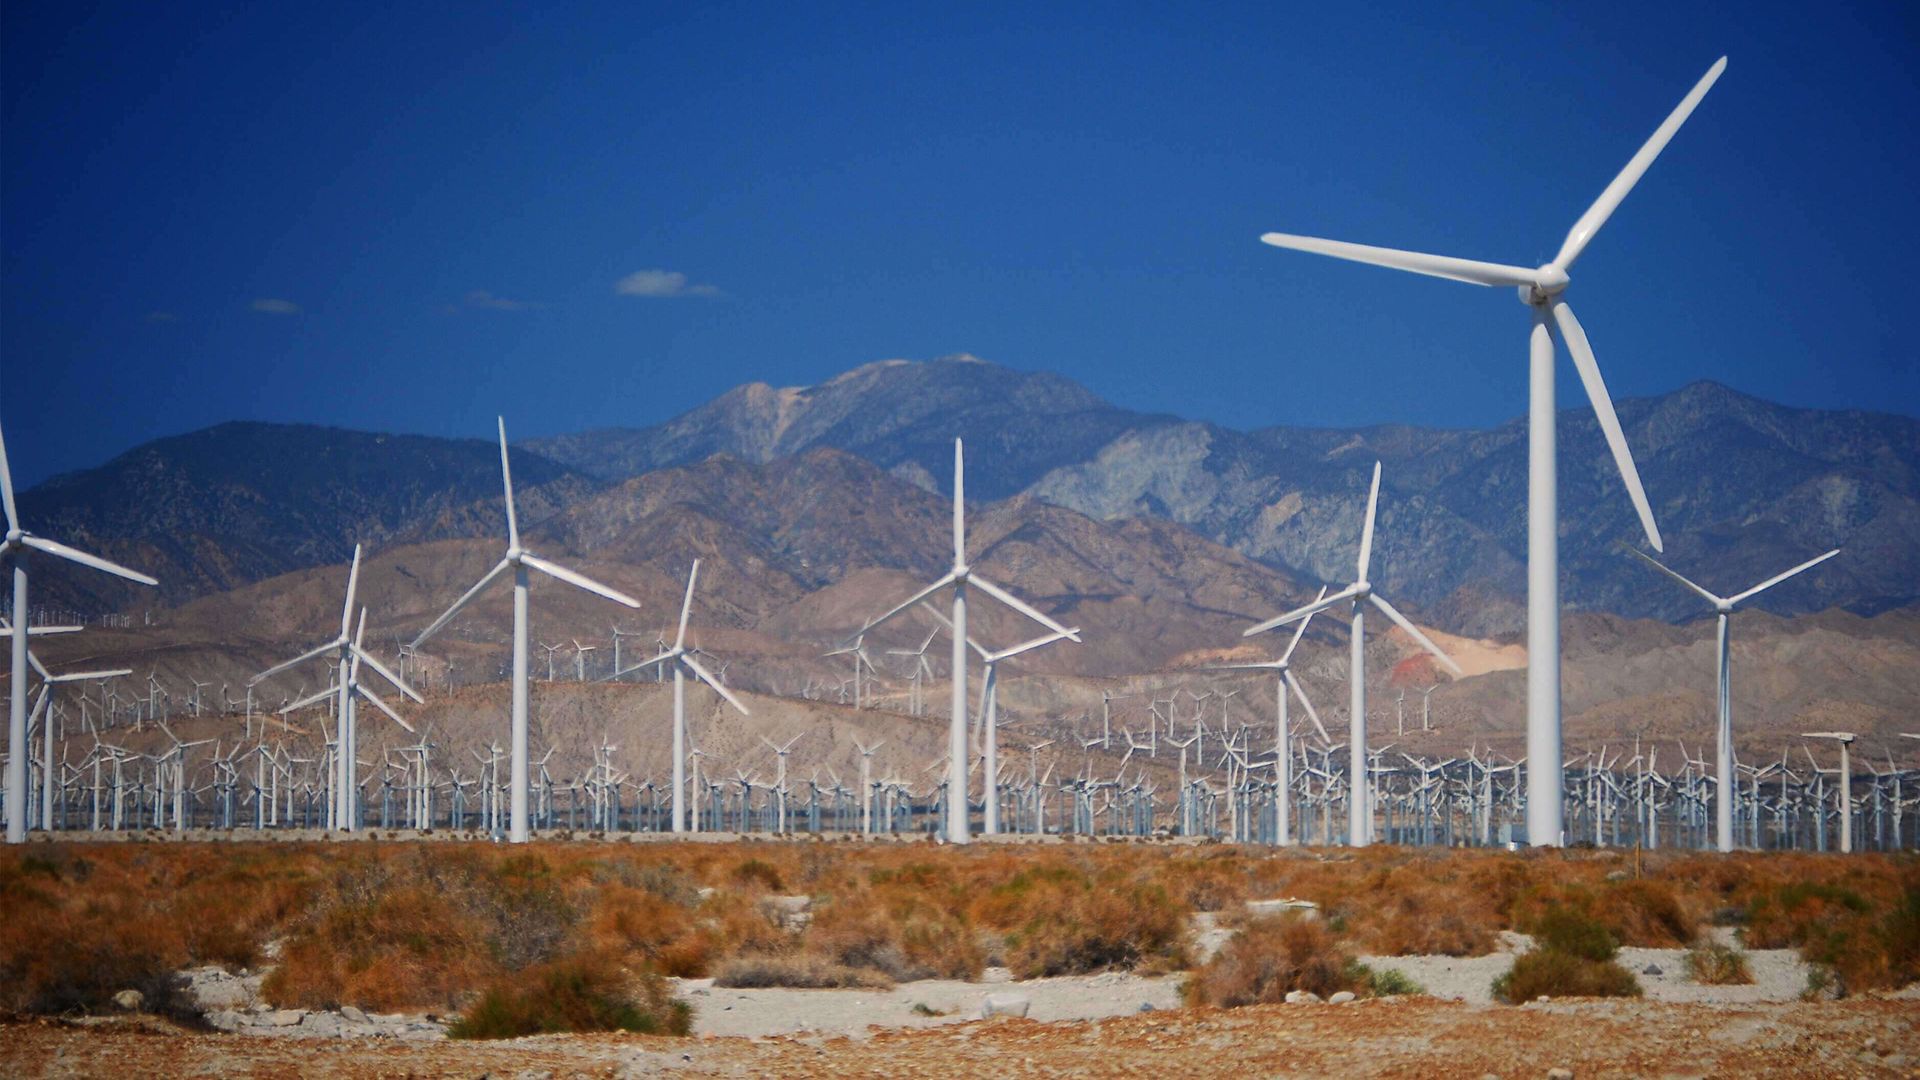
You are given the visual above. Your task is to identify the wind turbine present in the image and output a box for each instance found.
[1212,585,1329,846]
[412,418,639,842]
[1256,58,1727,845]
[27,651,132,831]
[1,419,159,842]
[1624,545,1841,851]
[1803,732,1856,853]
[251,546,419,830]
[1241,462,1460,846]
[860,439,1079,844]
[620,560,749,834]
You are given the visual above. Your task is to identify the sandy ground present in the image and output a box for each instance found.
[1355,927,1816,1007]
[675,969,1181,1038]
[6,996,1917,1078]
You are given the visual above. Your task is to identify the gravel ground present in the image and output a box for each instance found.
[676,969,1182,1037]
[6,996,1916,1078]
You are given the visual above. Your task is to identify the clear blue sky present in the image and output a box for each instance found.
[5,1,1915,489]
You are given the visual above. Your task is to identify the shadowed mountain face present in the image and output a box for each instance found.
[16,359,1919,637]
[16,422,594,612]
[530,358,1920,634]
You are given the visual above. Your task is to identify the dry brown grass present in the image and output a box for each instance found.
[1,841,1912,1016]
[1183,915,1364,1006]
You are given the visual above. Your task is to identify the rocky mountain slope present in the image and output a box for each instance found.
[16,422,594,612]
[531,358,1920,634]
[15,357,1918,640]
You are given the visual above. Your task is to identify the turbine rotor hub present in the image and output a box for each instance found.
[1520,264,1571,306]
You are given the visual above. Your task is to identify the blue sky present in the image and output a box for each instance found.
[4,2,1915,489]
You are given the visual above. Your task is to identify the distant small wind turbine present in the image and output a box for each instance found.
[1624,544,1840,851]
[1241,462,1459,847]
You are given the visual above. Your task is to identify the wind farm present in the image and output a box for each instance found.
[5,8,1919,1078]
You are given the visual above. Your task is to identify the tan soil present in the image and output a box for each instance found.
[6,996,1918,1078]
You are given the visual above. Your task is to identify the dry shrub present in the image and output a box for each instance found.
[997,872,1188,978]
[1742,880,1920,994]
[1590,879,1693,947]
[1158,853,1250,912]
[586,885,697,971]
[1525,905,1618,962]
[806,889,981,982]
[714,954,892,989]
[731,858,785,892]
[1493,948,1640,1003]
[1684,940,1753,986]
[264,849,576,1011]
[1183,915,1365,1007]
[1348,864,1498,956]
[0,864,188,1015]
[450,954,690,1038]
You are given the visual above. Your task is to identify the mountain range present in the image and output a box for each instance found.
[18,355,1920,638]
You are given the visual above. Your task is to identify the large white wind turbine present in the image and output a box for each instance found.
[1257,58,1727,845]
[1625,544,1840,852]
[412,418,639,843]
[252,546,421,829]
[861,438,1079,843]
[620,559,750,834]
[1241,462,1460,846]
[1,419,158,843]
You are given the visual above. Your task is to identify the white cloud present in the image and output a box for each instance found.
[251,298,302,315]
[614,269,721,299]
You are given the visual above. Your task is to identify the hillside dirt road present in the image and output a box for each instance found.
[5,995,1916,1078]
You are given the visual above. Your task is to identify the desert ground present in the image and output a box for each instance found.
[1,839,1914,1077]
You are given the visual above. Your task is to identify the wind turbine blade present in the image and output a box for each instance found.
[863,571,960,635]
[1620,545,1721,607]
[952,438,965,568]
[356,683,417,734]
[0,420,16,531]
[280,684,339,714]
[524,553,640,609]
[251,636,346,685]
[347,608,368,684]
[498,417,519,549]
[1244,583,1363,637]
[1555,57,1728,268]
[1369,594,1462,676]
[350,646,422,703]
[412,556,512,646]
[682,654,749,716]
[1357,461,1381,580]
[969,575,1077,640]
[1727,548,1841,607]
[48,668,134,683]
[19,535,158,586]
[987,627,1081,663]
[912,600,990,660]
[1283,670,1331,744]
[1552,300,1662,551]
[1259,233,1542,288]
[339,545,363,638]
[1279,586,1330,664]
[674,560,700,649]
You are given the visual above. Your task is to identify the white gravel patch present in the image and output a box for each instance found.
[671,970,1183,1038]
[1359,928,1811,1006]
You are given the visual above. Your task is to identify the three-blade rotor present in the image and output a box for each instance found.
[1259,58,1730,555]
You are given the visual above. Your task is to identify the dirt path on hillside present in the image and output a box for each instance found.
[6,996,1917,1078]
